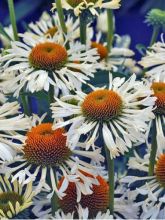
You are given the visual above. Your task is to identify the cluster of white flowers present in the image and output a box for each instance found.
[0,0,165,219]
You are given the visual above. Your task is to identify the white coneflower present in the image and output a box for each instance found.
[0,174,35,219]
[32,176,139,219]
[88,33,139,73]
[1,115,104,202]
[27,11,80,42]
[0,101,30,162]
[51,73,155,158]
[122,146,165,219]
[139,36,165,81]
[1,33,100,97]
[145,75,165,151]
[52,0,121,17]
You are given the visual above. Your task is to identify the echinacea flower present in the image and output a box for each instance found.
[58,174,109,217]
[32,175,139,219]
[1,115,104,201]
[52,0,121,16]
[1,33,100,97]
[139,36,165,81]
[149,80,165,149]
[122,147,165,219]
[58,174,139,219]
[27,11,80,42]
[87,33,140,74]
[51,73,155,158]
[143,75,165,151]
[0,174,34,219]
[0,101,30,162]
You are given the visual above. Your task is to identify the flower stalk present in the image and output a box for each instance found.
[51,191,58,216]
[48,84,55,105]
[48,170,58,216]
[56,0,69,49]
[150,26,159,46]
[80,13,87,45]
[20,93,30,116]
[107,9,114,52]
[7,0,19,41]
[148,119,157,176]
[104,144,114,215]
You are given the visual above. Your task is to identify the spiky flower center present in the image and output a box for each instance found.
[81,89,123,122]
[155,154,165,188]
[29,42,68,71]
[151,82,165,115]
[58,175,109,218]
[45,26,58,37]
[0,192,23,214]
[24,123,71,167]
[146,9,165,28]
[91,42,108,60]
[67,0,97,7]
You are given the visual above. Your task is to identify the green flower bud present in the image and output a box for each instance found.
[145,9,165,29]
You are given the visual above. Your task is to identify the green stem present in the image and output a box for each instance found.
[104,145,114,214]
[20,93,30,116]
[47,169,58,216]
[148,119,157,176]
[51,191,58,216]
[80,14,87,45]
[56,0,69,49]
[51,173,58,216]
[48,84,54,105]
[56,0,67,34]
[7,0,19,41]
[150,26,159,46]
[107,9,114,52]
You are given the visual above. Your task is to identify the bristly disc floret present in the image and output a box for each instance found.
[29,42,68,71]
[81,89,123,122]
[24,123,72,167]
